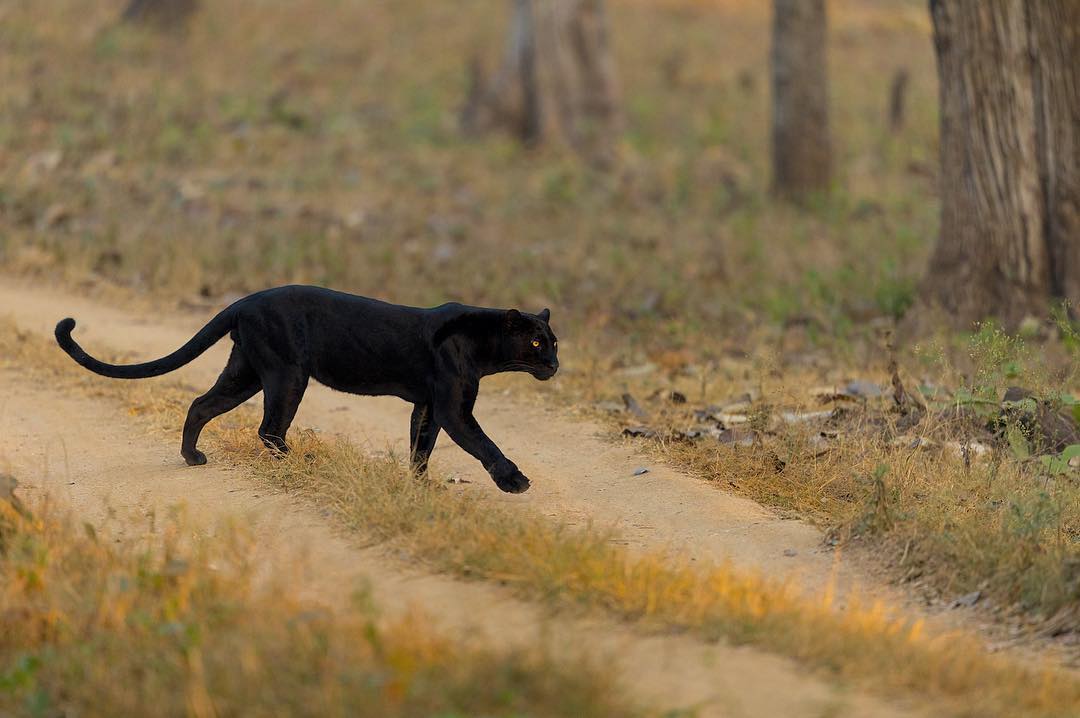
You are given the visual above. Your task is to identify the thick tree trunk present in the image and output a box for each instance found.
[1028,1,1080,310]
[461,0,621,166]
[770,0,831,199]
[923,0,1079,327]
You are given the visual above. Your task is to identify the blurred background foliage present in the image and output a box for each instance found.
[0,0,939,362]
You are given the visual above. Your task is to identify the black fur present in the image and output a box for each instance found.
[55,285,559,493]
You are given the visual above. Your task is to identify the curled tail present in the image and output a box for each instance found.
[55,308,237,379]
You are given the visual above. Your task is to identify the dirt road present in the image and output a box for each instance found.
[1,281,854,586]
[0,278,914,717]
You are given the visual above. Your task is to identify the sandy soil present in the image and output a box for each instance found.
[0,277,920,717]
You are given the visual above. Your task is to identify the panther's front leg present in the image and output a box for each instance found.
[430,377,530,494]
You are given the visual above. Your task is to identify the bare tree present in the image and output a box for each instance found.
[461,0,621,165]
[921,0,1078,327]
[770,0,831,200]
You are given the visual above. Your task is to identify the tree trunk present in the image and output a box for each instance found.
[1029,1,1080,312]
[770,0,831,199]
[460,0,621,166]
[122,0,199,27]
[888,68,909,133]
[922,0,1079,327]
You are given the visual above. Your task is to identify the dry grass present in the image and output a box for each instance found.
[3,321,1079,717]
[233,430,1080,718]
[0,495,637,718]
[666,432,1080,618]
[548,322,1080,626]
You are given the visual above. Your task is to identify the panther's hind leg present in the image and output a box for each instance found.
[257,369,308,455]
[182,345,261,466]
[409,402,441,475]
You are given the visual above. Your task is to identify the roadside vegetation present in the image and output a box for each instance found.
[553,318,1080,630]
[0,486,635,717]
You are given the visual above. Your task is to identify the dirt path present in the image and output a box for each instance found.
[0,278,919,717]
[2,279,859,594]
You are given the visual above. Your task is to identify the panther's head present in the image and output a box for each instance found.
[502,308,558,380]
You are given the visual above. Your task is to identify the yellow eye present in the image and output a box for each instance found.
[531,339,541,348]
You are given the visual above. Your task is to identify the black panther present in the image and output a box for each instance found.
[54,285,558,493]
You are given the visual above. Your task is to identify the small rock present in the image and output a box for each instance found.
[693,408,715,422]
[945,441,992,462]
[632,467,650,476]
[783,548,798,557]
[950,590,981,609]
[682,426,718,440]
[1070,455,1080,469]
[806,435,831,456]
[845,380,884,398]
[1001,386,1035,404]
[622,426,657,439]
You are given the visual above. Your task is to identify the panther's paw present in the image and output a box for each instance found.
[491,460,531,494]
[182,449,208,466]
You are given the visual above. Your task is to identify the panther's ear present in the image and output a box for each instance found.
[505,309,523,327]
[538,308,551,323]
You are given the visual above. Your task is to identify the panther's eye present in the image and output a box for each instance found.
[531,339,541,348]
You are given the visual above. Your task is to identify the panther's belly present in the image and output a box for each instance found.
[313,370,425,405]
